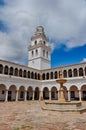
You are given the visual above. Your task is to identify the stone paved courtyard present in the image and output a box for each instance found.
[0,101,86,130]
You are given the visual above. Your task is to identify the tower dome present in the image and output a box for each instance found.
[35,26,44,35]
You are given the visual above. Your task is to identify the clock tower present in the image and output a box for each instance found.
[28,26,51,70]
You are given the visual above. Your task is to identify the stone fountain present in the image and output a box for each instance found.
[42,67,86,114]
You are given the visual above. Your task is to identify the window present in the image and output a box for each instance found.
[32,51,34,57]
[43,50,45,56]
[46,51,48,58]
[44,41,46,45]
[35,40,37,45]
[36,49,38,55]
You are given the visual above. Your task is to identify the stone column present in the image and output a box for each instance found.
[5,89,8,102]
[77,70,79,77]
[16,90,19,101]
[58,91,60,100]
[72,70,74,77]
[39,91,43,100]
[32,91,34,100]
[83,68,85,77]
[2,67,4,74]
[24,90,27,101]
[40,75,42,80]
[79,90,82,101]
[49,91,51,100]
[68,90,71,101]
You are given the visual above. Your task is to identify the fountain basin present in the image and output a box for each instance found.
[42,101,86,114]
[56,79,67,84]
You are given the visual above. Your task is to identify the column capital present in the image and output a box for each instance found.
[16,90,19,92]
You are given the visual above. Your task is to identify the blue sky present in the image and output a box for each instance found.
[0,0,86,68]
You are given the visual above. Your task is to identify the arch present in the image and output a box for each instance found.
[4,65,9,75]
[8,85,17,101]
[81,85,86,100]
[28,71,30,78]
[19,69,22,77]
[73,68,78,77]
[27,86,33,100]
[70,85,79,100]
[51,87,58,100]
[50,72,53,79]
[79,68,84,76]
[19,86,25,100]
[9,67,14,75]
[34,87,39,100]
[38,73,40,80]
[63,70,67,78]
[35,72,37,79]
[46,73,49,80]
[55,71,58,79]
[31,72,34,79]
[42,73,45,80]
[68,69,72,77]
[0,84,7,101]
[43,87,49,100]
[23,70,27,78]
[14,68,18,76]
[0,64,3,74]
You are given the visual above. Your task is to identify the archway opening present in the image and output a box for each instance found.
[70,85,79,100]
[34,87,39,100]
[51,87,58,100]
[81,85,86,100]
[8,85,16,101]
[43,87,49,100]
[0,84,6,101]
[27,86,33,100]
[19,86,25,101]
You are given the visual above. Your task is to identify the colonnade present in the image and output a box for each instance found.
[0,84,86,102]
[3,89,84,102]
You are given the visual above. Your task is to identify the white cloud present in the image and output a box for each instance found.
[0,0,86,64]
[81,58,86,63]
